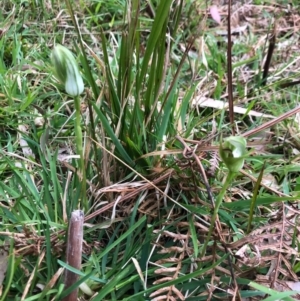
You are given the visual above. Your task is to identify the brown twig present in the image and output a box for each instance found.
[63,210,84,301]
[227,0,234,135]
[262,23,276,86]
[242,105,300,138]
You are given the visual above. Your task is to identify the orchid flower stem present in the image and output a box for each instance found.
[201,171,236,257]
[74,95,87,211]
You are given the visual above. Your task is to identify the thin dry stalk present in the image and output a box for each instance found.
[21,250,45,300]
[63,210,84,301]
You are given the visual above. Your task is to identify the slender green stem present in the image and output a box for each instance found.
[74,95,87,210]
[201,171,236,257]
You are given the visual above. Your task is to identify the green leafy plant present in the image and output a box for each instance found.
[51,44,87,209]
[201,136,247,256]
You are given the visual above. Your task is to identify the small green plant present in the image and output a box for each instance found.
[51,44,87,210]
[201,136,247,256]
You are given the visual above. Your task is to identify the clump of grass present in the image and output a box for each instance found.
[1,0,300,300]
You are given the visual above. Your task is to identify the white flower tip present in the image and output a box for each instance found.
[65,73,84,96]
[51,44,84,96]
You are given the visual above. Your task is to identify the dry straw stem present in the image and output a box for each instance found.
[63,210,84,301]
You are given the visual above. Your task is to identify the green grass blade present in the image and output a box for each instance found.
[137,0,173,92]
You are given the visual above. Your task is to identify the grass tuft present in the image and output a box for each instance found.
[1,0,300,300]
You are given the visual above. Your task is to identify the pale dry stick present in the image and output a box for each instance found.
[62,171,73,223]
[240,169,288,197]
[164,105,300,156]
[242,105,300,138]
[0,232,25,238]
[44,267,64,292]
[270,202,285,288]
[1,150,42,167]
[63,210,84,301]
[21,250,45,301]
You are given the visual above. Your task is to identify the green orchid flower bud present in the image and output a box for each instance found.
[219,136,247,173]
[51,44,84,97]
